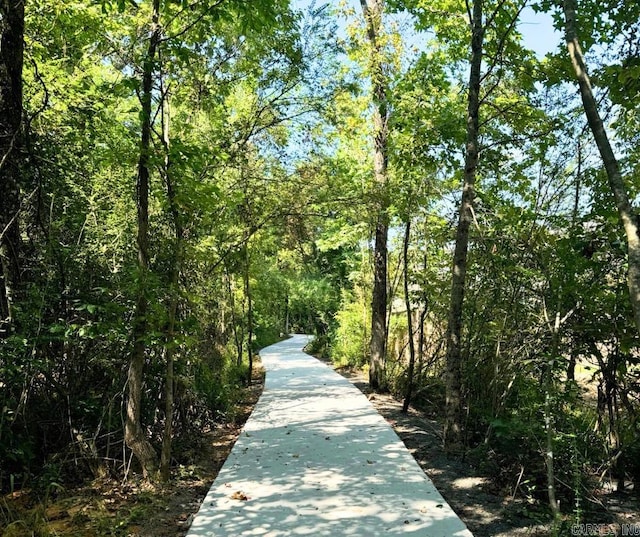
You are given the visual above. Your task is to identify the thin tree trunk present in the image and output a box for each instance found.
[360,0,389,391]
[402,219,416,413]
[160,341,175,482]
[0,0,24,334]
[370,218,389,390]
[417,230,428,380]
[417,306,427,379]
[159,88,182,482]
[284,294,290,334]
[444,0,484,455]
[566,139,582,382]
[544,311,561,521]
[126,0,161,479]
[542,299,579,520]
[225,266,243,367]
[563,0,640,335]
[244,242,254,386]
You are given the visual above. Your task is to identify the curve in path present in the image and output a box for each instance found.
[187,334,473,536]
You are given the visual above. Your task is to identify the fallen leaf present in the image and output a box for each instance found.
[230,491,249,501]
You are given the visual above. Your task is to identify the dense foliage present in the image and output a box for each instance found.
[1,0,639,532]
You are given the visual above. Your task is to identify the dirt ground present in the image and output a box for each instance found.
[3,355,638,536]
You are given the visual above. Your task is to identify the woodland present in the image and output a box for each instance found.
[1,0,640,534]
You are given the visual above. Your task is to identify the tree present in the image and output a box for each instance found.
[359,0,390,391]
[401,219,417,413]
[1,0,341,494]
[0,0,25,333]
[396,0,532,455]
[125,0,161,479]
[159,86,182,482]
[562,0,640,336]
[443,0,484,454]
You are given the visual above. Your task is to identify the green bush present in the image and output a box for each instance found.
[469,376,607,514]
[331,298,369,367]
[305,334,330,359]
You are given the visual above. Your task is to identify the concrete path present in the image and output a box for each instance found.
[187,334,473,536]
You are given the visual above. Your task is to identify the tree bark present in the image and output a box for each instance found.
[360,0,389,391]
[563,0,640,335]
[244,242,254,386]
[0,0,25,333]
[402,219,416,413]
[544,311,561,521]
[444,0,484,455]
[159,88,182,482]
[126,0,161,479]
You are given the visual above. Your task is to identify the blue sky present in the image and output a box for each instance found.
[293,0,564,59]
[518,5,563,58]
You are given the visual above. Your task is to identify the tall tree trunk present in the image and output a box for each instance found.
[566,139,582,382]
[159,88,182,482]
[402,219,416,413]
[544,311,561,521]
[417,230,428,380]
[0,0,24,334]
[542,299,578,520]
[244,242,254,386]
[126,0,161,479]
[444,0,484,455]
[360,0,389,391]
[563,0,640,335]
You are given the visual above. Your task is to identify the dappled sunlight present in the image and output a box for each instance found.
[187,334,472,536]
[451,477,488,491]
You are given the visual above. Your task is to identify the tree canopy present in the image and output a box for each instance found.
[1,0,639,533]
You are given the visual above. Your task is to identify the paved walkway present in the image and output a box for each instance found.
[187,334,473,536]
